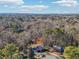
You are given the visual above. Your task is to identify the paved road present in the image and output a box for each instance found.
[42,55,59,59]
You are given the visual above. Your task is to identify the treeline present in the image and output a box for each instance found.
[0,15,79,47]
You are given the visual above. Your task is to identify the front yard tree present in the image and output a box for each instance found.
[2,44,20,59]
[64,46,79,59]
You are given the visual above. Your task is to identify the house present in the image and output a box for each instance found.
[31,45,44,53]
[30,37,45,54]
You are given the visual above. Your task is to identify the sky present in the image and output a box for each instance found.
[0,0,79,14]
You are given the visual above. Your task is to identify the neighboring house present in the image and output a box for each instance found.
[53,45,64,53]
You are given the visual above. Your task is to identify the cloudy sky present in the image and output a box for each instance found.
[0,0,79,13]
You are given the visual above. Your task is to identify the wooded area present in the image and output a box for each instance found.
[0,14,79,59]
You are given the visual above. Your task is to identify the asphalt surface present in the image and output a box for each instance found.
[42,55,59,59]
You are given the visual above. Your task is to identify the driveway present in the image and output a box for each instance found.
[34,52,62,59]
[42,55,58,59]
